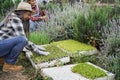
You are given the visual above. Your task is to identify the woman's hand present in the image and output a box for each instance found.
[39,16,48,21]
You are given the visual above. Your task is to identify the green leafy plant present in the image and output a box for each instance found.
[95,28,120,80]
[29,31,50,45]
[36,2,86,42]
[31,43,68,63]
[31,39,96,63]
[73,6,113,51]
[72,63,107,79]
[100,0,115,3]
[53,39,96,53]
[0,0,21,16]
[0,0,14,15]
[70,55,97,64]
[114,52,120,80]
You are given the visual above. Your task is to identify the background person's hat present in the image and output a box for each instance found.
[15,2,33,12]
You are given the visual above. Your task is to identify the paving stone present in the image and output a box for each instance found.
[41,64,89,80]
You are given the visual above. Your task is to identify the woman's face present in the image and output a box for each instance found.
[23,11,31,21]
[28,0,36,7]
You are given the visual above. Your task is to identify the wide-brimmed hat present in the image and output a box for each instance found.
[15,2,33,12]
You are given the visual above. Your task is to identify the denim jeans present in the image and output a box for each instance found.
[0,36,27,64]
[30,20,37,32]
[30,20,44,32]
[29,13,43,32]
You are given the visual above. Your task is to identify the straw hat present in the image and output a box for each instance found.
[15,2,33,12]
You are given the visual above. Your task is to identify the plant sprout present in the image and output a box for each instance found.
[31,40,96,63]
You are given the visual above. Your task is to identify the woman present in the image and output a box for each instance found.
[0,2,49,72]
[27,0,48,32]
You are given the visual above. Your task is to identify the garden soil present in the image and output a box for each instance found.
[0,66,29,80]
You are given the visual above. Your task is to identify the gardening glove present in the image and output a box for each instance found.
[39,51,50,56]
[36,45,46,51]
[34,48,50,56]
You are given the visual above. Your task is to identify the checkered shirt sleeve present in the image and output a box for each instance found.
[0,13,45,55]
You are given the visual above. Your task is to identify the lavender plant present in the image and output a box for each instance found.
[96,39,120,80]
[36,2,87,42]
[95,14,120,80]
[73,6,112,47]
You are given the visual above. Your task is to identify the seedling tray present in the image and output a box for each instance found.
[25,40,98,69]
[25,45,70,69]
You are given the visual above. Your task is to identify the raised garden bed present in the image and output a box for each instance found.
[51,40,98,56]
[52,40,96,53]
[25,40,97,69]
[41,62,115,80]
[25,48,70,69]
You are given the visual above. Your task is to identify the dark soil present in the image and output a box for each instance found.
[0,53,36,80]
[0,69,28,80]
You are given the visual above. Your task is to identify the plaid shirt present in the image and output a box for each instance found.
[0,13,44,55]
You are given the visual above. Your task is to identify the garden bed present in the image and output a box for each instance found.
[26,40,97,69]
[41,62,115,80]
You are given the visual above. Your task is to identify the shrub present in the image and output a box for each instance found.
[114,52,120,80]
[73,6,112,44]
[100,0,115,3]
[37,2,86,42]
[96,32,120,80]
[0,0,22,16]
[0,0,14,15]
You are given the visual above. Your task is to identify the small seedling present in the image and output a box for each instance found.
[72,62,107,79]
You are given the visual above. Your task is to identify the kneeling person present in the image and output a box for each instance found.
[0,2,50,72]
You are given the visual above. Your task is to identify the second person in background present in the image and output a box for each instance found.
[27,0,48,32]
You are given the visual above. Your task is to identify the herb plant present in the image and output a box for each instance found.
[72,63,107,79]
[31,40,96,63]
[53,39,96,53]
[29,31,50,45]
[31,44,68,63]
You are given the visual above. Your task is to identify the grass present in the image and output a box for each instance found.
[31,39,96,64]
[31,44,69,63]
[53,39,96,53]
[29,31,50,45]
[72,63,107,79]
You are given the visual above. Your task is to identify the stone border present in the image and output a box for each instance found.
[24,45,98,69]
[25,49,98,69]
